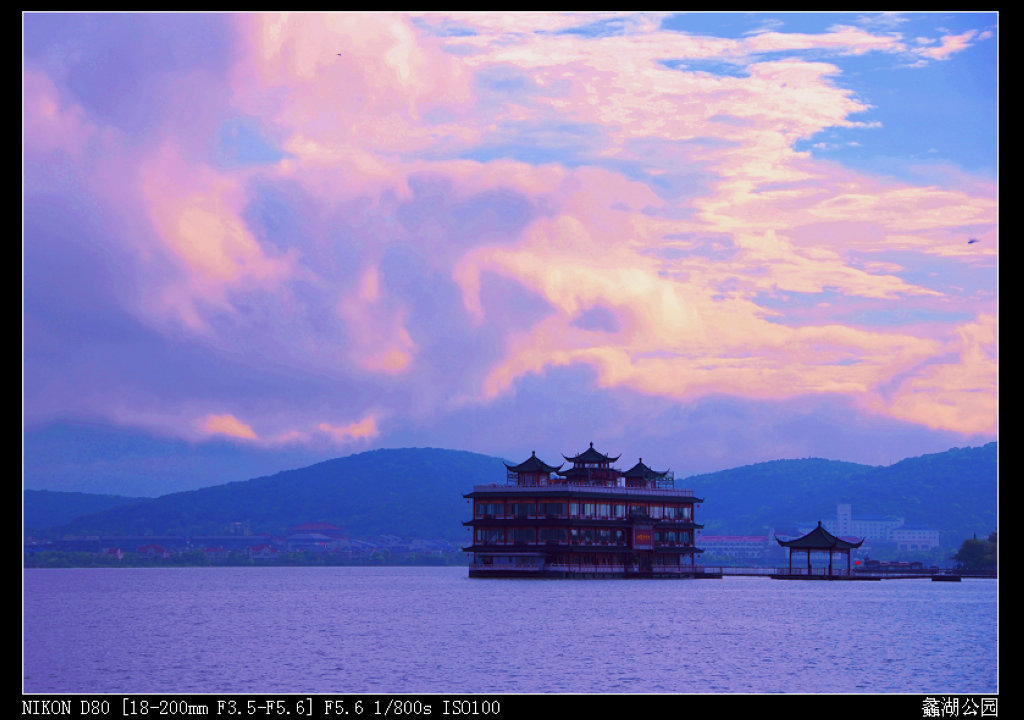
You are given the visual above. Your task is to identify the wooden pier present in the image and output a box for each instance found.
[698,566,975,581]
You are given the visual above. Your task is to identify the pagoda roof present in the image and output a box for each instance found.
[775,521,863,550]
[558,465,622,478]
[563,442,620,464]
[504,451,563,474]
[622,459,669,478]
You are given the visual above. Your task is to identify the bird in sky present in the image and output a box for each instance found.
[968,238,980,244]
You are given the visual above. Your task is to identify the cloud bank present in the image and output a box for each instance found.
[23,12,996,490]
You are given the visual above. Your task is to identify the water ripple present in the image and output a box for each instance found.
[24,567,997,694]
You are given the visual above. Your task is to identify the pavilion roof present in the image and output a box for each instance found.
[622,459,669,478]
[504,451,563,474]
[776,521,863,549]
[563,442,620,465]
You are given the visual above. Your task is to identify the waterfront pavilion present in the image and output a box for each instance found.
[775,521,864,577]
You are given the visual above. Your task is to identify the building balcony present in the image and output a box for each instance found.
[470,540,704,550]
[470,483,700,500]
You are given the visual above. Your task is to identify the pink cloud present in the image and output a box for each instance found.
[447,143,990,435]
[337,266,417,374]
[194,411,381,447]
[317,415,380,443]
[234,13,475,158]
[742,25,905,56]
[870,314,997,433]
[23,68,94,157]
[136,143,300,331]
[200,413,258,440]
[914,30,980,61]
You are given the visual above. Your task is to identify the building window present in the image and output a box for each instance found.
[476,502,503,518]
[539,502,566,517]
[476,528,503,544]
[513,528,536,544]
[539,528,566,543]
[511,502,536,518]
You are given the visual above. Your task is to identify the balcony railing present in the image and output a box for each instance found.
[472,539,696,549]
[475,483,697,498]
[473,513,694,523]
[545,564,701,575]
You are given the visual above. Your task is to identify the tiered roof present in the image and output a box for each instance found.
[776,521,863,549]
[563,442,620,465]
[557,442,622,484]
[503,451,563,474]
[622,458,669,481]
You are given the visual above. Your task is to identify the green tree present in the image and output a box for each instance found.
[952,532,997,569]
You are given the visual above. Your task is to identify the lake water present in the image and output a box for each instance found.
[23,566,997,694]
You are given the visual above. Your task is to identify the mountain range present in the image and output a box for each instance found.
[24,442,997,549]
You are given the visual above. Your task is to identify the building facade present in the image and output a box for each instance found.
[464,444,704,578]
[890,526,941,551]
[699,534,786,564]
[833,503,939,549]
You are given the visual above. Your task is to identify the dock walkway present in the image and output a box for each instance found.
[699,566,985,581]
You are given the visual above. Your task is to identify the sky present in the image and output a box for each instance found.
[23,12,998,497]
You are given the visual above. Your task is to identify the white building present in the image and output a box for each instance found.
[698,534,785,562]
[890,525,941,551]
[832,504,938,548]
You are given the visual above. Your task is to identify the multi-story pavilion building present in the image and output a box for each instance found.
[464,444,704,578]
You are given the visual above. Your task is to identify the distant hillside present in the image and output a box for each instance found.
[46,447,504,543]
[33,443,997,549]
[684,457,872,535]
[24,489,145,532]
[691,443,997,546]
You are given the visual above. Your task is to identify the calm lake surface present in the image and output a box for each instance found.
[23,566,997,694]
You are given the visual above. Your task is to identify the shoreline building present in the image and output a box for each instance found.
[463,444,705,578]
[832,504,940,550]
[699,533,786,564]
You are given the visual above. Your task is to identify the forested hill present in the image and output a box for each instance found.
[32,448,502,543]
[27,443,997,548]
[24,489,146,532]
[691,443,997,545]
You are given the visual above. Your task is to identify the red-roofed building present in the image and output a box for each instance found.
[201,547,230,561]
[286,522,348,540]
[248,545,281,560]
[136,544,170,558]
